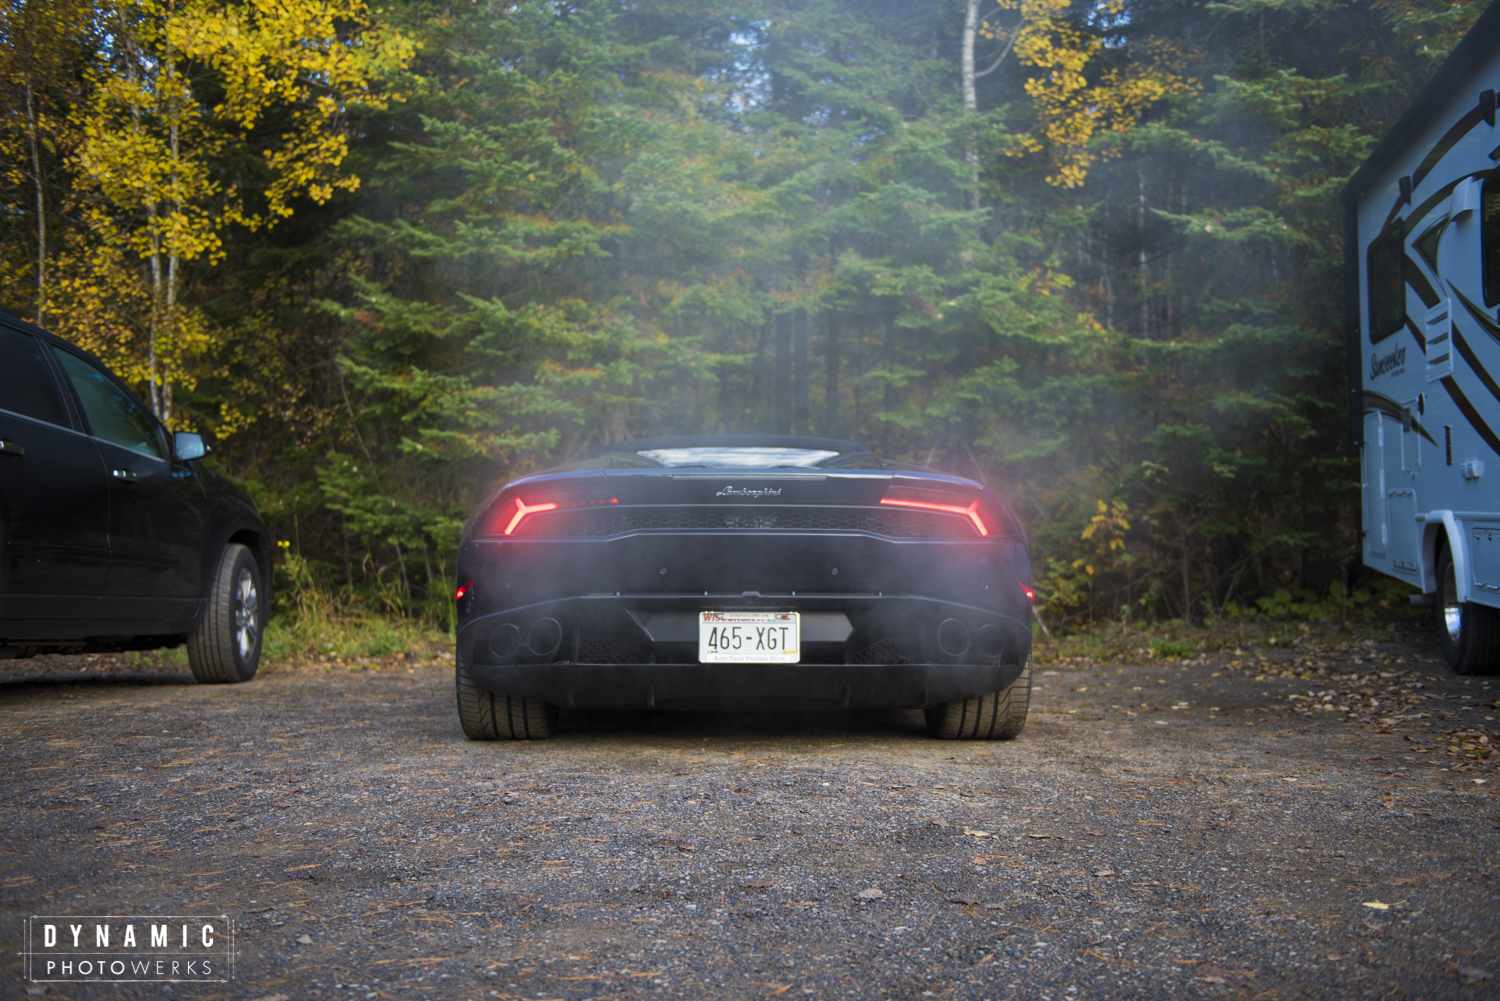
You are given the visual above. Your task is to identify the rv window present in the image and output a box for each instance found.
[1367,223,1406,343]
[1484,174,1500,307]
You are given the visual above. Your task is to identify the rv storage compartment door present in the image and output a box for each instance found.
[1387,489,1419,574]
[1473,526,1500,601]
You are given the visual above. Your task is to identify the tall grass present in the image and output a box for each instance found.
[262,543,450,668]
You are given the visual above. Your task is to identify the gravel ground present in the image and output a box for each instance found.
[1,628,1498,1000]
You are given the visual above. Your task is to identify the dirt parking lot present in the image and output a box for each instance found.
[1,626,1498,1000]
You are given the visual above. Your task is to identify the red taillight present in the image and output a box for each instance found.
[502,496,558,535]
[492,494,619,536]
[455,580,473,602]
[880,496,989,536]
[1019,581,1034,602]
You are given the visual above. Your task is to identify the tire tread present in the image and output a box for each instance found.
[926,660,1031,740]
[455,654,557,740]
[1438,546,1500,676]
[187,543,259,684]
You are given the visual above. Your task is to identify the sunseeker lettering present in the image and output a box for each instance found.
[1370,345,1406,379]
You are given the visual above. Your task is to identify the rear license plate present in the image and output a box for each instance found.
[698,611,800,663]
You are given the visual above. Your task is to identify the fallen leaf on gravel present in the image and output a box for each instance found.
[1362,901,1390,910]
[856,888,884,899]
[1460,968,1493,981]
[296,934,313,945]
[1093,870,1116,878]
[928,819,949,828]
[964,828,993,838]
[948,895,978,905]
[742,879,773,888]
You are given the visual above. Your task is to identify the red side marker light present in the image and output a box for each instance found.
[1019,581,1034,602]
[880,496,989,536]
[455,580,474,602]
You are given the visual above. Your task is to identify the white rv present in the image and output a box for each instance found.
[1343,3,1500,674]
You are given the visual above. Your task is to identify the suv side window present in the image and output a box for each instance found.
[49,348,165,460]
[0,327,72,428]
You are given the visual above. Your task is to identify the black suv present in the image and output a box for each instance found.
[0,310,270,682]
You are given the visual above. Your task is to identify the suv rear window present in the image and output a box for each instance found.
[0,327,70,428]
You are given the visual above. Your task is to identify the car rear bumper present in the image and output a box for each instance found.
[457,592,1031,709]
[466,659,1025,710]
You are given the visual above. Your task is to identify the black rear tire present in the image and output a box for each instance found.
[1437,545,1500,676]
[455,653,558,740]
[187,543,263,684]
[925,658,1031,739]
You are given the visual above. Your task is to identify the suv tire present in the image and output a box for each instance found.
[187,543,263,684]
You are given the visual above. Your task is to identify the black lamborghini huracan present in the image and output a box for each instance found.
[452,435,1034,740]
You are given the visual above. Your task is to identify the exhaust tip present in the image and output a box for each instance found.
[977,624,1005,659]
[937,618,970,657]
[489,623,521,659]
[528,617,563,657]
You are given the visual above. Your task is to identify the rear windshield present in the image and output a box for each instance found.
[635,447,841,467]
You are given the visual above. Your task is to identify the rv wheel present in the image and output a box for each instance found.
[1436,547,1500,676]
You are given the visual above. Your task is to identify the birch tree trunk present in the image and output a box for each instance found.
[962,0,979,112]
[24,81,46,326]
[962,0,980,211]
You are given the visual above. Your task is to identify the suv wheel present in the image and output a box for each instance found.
[926,658,1031,739]
[187,543,263,683]
[1437,545,1500,675]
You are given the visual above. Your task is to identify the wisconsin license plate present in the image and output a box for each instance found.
[698,611,800,663]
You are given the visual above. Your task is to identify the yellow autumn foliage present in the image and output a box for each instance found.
[987,0,1193,187]
[55,0,413,427]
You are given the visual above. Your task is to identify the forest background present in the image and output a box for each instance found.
[1,0,1484,637]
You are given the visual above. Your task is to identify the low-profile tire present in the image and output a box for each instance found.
[926,658,1031,739]
[1437,545,1500,676]
[455,654,558,740]
[187,543,263,684]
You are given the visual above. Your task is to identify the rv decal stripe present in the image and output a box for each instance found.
[1383,168,1495,233]
[1453,327,1500,407]
[1361,391,1440,447]
[1405,256,1441,308]
[1449,282,1500,348]
[1440,375,1500,457]
[1412,101,1489,189]
[1405,316,1427,353]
